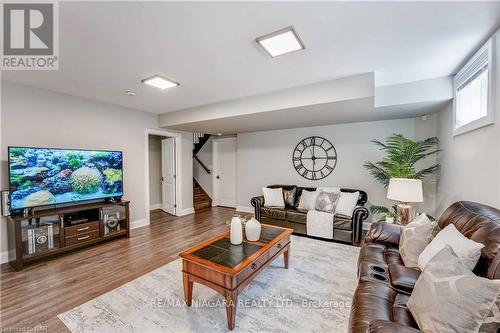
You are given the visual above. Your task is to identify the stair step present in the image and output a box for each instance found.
[194,202,211,210]
[194,196,211,201]
[193,177,212,211]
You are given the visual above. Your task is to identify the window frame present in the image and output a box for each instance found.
[453,38,495,136]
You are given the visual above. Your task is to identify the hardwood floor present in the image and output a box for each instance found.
[0,207,250,332]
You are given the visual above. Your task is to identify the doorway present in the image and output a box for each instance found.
[148,135,165,211]
[145,129,182,220]
[212,137,237,208]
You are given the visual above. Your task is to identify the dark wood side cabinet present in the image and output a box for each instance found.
[6,201,130,271]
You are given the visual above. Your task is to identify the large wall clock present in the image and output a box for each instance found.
[292,136,337,180]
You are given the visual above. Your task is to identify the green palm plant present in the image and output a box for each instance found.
[364,133,440,217]
[364,134,440,187]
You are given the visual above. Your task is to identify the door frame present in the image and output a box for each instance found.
[144,129,182,222]
[161,137,176,215]
[212,137,237,207]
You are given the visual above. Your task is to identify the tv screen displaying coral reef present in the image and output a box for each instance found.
[8,147,123,211]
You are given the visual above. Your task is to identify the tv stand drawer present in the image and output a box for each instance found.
[65,221,100,237]
[65,230,100,246]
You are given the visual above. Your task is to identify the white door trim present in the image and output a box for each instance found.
[212,137,237,207]
[161,137,176,215]
[144,129,183,225]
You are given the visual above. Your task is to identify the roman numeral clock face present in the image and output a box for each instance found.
[292,136,337,180]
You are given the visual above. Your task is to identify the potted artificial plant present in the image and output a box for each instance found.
[363,133,440,222]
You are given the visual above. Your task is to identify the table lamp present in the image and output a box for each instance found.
[387,178,423,225]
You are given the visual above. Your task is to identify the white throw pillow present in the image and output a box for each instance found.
[335,191,360,217]
[417,224,484,271]
[262,187,285,207]
[399,214,438,268]
[298,190,318,211]
[407,213,432,227]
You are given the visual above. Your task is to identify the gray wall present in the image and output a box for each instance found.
[180,132,194,212]
[436,31,500,215]
[437,103,500,215]
[236,117,438,221]
[148,135,163,208]
[0,81,194,259]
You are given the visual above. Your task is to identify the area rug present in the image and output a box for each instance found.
[58,235,360,333]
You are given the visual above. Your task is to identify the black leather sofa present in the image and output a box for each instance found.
[251,185,369,244]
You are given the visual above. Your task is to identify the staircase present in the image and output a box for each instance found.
[193,132,213,211]
[193,132,211,155]
[193,179,212,210]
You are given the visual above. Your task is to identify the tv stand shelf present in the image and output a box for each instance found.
[6,201,130,271]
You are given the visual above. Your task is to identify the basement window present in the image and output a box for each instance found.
[453,38,494,136]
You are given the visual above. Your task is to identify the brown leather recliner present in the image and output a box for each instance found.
[349,201,500,333]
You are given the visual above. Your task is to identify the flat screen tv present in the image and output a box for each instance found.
[8,147,123,211]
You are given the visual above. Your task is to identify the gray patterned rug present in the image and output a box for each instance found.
[58,235,360,333]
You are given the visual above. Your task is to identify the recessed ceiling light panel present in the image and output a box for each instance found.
[256,26,305,58]
[142,75,179,90]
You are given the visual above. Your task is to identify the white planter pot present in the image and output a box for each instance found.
[245,218,261,241]
[385,216,395,224]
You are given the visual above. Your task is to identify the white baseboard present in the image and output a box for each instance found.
[131,218,149,229]
[236,206,254,214]
[0,250,13,264]
[149,204,161,210]
[178,207,194,216]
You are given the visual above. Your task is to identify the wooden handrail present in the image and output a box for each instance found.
[194,155,211,174]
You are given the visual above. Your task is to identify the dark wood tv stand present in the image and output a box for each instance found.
[6,200,130,271]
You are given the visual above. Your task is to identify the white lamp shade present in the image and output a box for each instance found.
[387,178,423,203]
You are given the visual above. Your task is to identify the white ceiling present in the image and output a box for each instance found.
[3,2,499,116]
[167,97,448,134]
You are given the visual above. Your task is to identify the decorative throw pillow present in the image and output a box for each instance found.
[262,187,285,207]
[282,187,297,207]
[408,213,433,227]
[418,223,484,271]
[480,298,500,333]
[408,246,500,333]
[298,190,319,211]
[399,214,438,268]
[334,191,360,217]
[315,191,341,213]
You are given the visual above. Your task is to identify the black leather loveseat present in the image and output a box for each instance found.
[251,185,369,244]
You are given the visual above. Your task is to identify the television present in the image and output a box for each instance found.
[8,147,123,211]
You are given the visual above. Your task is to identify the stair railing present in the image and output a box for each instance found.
[194,155,211,174]
[193,132,204,145]
[193,133,212,155]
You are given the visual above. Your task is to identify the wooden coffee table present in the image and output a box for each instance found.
[179,224,292,330]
